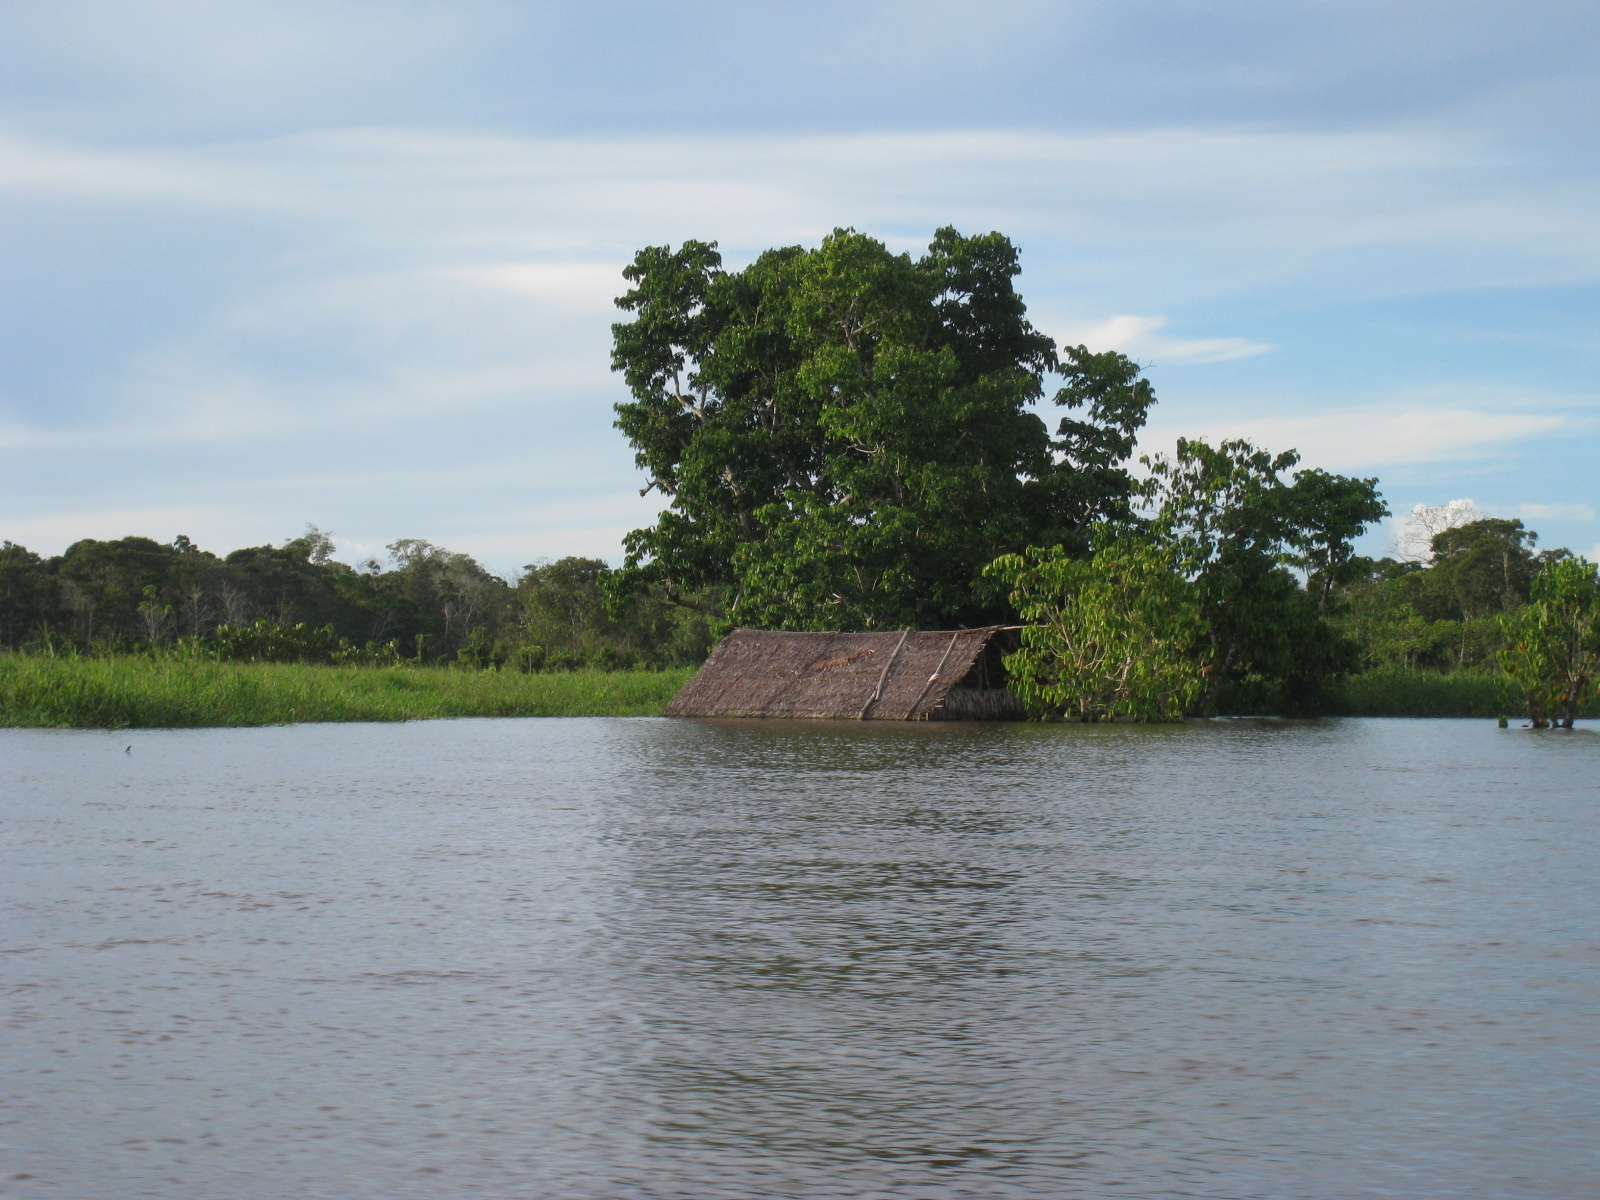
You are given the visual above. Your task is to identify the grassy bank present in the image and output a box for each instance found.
[1332,668,1543,719]
[0,654,695,729]
[5,655,1585,729]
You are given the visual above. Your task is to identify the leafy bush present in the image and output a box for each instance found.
[211,619,354,664]
[1499,557,1600,728]
[987,537,1206,721]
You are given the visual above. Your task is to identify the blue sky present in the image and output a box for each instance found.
[3,0,1597,573]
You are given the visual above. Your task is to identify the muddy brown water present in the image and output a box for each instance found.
[3,717,1596,1198]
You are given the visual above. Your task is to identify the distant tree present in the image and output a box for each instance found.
[291,524,338,565]
[384,539,513,661]
[513,557,716,671]
[224,541,347,631]
[0,542,61,647]
[136,585,175,644]
[0,528,546,667]
[1285,467,1391,611]
[1395,499,1486,562]
[1334,558,1465,670]
[166,535,228,637]
[512,557,619,669]
[1428,518,1545,620]
[1499,557,1599,728]
[56,537,182,645]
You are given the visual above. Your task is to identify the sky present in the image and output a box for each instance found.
[3,0,1597,575]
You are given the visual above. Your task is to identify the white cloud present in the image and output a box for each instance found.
[16,263,623,451]
[1141,399,1586,472]
[1514,502,1596,521]
[444,262,625,314]
[1,505,247,551]
[5,123,1598,302]
[1056,314,1274,364]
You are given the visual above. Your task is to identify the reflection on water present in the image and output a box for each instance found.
[3,717,1596,1198]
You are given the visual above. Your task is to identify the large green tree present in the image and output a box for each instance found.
[610,227,1153,630]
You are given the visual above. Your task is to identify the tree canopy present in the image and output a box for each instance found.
[0,530,709,672]
[610,227,1154,630]
[1336,518,1567,672]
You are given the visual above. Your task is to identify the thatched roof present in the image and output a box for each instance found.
[665,627,1020,720]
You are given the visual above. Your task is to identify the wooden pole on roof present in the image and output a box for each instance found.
[908,631,963,718]
[859,628,911,719]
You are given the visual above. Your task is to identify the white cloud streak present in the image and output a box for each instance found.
[1056,314,1274,364]
[1141,398,1589,472]
[5,123,1597,301]
[1515,503,1596,521]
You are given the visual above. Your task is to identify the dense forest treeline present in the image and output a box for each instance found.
[0,528,715,671]
[1338,517,1570,671]
[3,512,1587,719]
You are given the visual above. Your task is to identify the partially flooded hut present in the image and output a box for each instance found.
[665,627,1024,721]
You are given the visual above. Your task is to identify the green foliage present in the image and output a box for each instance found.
[610,227,1154,629]
[987,536,1207,721]
[1140,438,1385,712]
[211,619,368,665]
[55,536,185,644]
[0,541,57,646]
[0,531,708,675]
[0,653,693,728]
[1337,558,1465,670]
[382,538,508,647]
[1330,523,1595,723]
[1498,557,1600,728]
[512,556,715,670]
[1431,519,1544,619]
[1336,519,1564,673]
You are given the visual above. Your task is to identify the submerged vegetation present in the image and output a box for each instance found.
[0,654,692,729]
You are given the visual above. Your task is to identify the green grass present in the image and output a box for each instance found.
[7,655,1587,728]
[1331,668,1515,718]
[0,654,696,729]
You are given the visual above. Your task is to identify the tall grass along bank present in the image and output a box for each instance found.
[1329,668,1585,719]
[0,655,694,729]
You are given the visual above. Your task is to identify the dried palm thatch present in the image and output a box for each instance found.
[665,627,1023,720]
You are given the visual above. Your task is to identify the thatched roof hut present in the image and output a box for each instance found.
[665,627,1024,721]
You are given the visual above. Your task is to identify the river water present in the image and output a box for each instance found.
[2,717,1596,1199]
